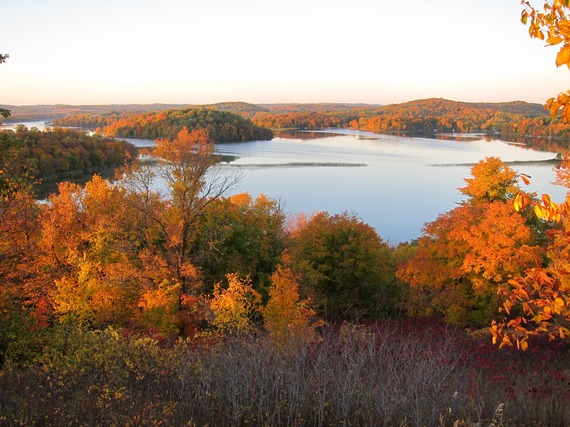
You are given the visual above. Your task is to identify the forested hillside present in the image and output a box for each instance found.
[54,108,273,142]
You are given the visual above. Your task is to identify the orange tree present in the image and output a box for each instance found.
[397,158,544,327]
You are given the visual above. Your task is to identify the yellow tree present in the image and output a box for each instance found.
[208,273,261,335]
[262,266,321,346]
[46,177,141,328]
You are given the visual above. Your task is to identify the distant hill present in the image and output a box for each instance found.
[366,98,547,118]
[1,99,547,122]
[259,103,381,113]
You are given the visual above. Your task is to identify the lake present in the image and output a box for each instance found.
[2,122,566,243]
[127,129,566,243]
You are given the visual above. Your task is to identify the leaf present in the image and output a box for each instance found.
[556,45,570,67]
[547,34,564,45]
[520,340,529,351]
[550,100,562,117]
[514,196,521,212]
[554,297,565,313]
[520,174,531,186]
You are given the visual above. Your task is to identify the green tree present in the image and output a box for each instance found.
[287,211,398,320]
[191,193,286,293]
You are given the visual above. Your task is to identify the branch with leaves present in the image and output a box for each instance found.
[522,1,570,120]
[0,54,10,118]
[492,171,570,349]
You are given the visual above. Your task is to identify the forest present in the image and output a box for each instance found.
[52,108,274,142]
[1,122,570,425]
[0,126,137,184]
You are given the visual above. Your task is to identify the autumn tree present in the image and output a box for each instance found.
[262,266,321,346]
[286,211,398,320]
[153,127,242,293]
[208,273,261,335]
[397,158,543,326]
[43,177,144,328]
[521,0,570,121]
[486,1,570,348]
[460,156,519,204]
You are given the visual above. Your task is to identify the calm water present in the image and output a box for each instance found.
[2,122,566,243]
[212,130,566,243]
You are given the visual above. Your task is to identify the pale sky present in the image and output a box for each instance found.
[1,0,568,105]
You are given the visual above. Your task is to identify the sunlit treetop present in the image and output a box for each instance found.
[460,157,519,204]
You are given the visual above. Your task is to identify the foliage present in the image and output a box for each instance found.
[488,1,570,349]
[2,321,569,426]
[522,0,570,121]
[0,127,137,184]
[190,192,286,293]
[460,156,520,204]
[262,266,321,346]
[397,158,543,327]
[286,211,398,320]
[85,108,274,142]
[153,127,242,292]
[492,161,570,349]
[208,274,261,334]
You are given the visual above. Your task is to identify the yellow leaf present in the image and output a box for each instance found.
[550,100,561,117]
[554,297,565,313]
[514,197,520,212]
[521,340,529,351]
[547,34,564,45]
[557,46,570,67]
[534,204,544,219]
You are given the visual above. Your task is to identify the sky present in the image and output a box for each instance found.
[1,0,569,106]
